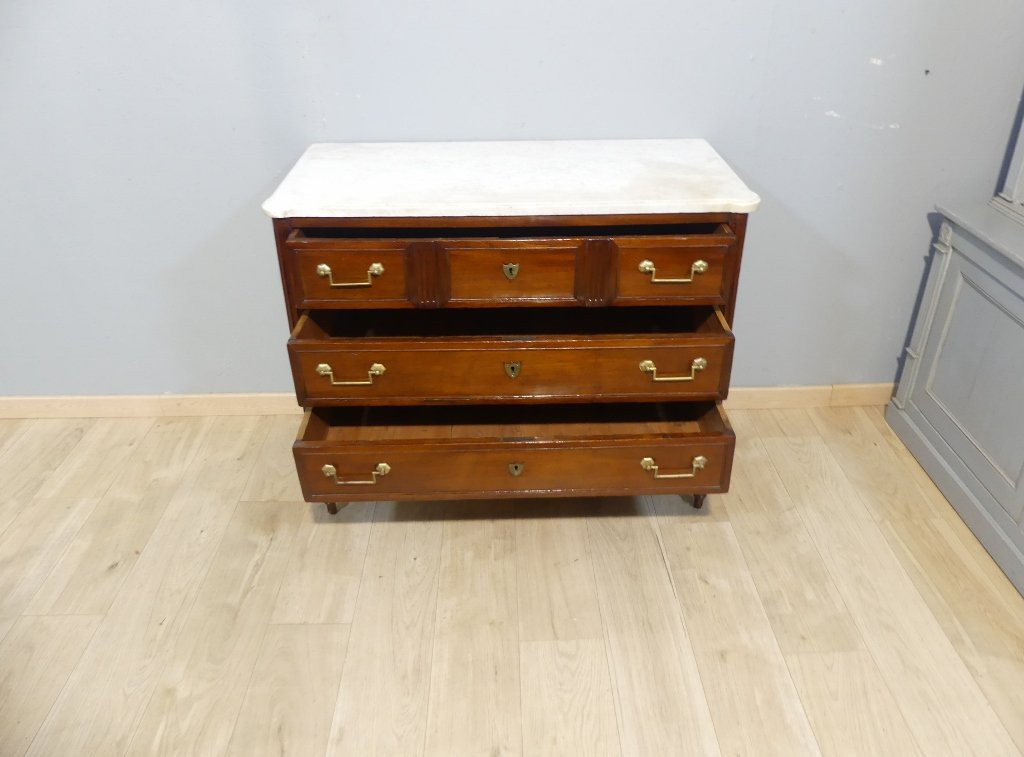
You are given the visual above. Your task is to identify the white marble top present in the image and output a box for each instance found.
[262,139,760,219]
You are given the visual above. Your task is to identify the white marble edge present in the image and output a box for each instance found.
[262,139,761,219]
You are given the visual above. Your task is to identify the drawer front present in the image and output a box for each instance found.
[295,438,733,500]
[614,236,731,303]
[445,240,582,305]
[283,232,736,308]
[292,245,410,307]
[291,338,733,404]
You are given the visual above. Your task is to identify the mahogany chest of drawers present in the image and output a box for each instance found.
[263,140,759,512]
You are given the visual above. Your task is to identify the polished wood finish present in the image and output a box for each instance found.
[293,403,734,502]
[405,240,451,308]
[281,211,734,229]
[275,218,745,319]
[288,307,734,405]
[288,238,410,309]
[272,209,751,506]
[445,238,582,305]
[613,234,731,304]
[575,238,618,306]
[6,409,1024,754]
[723,213,748,323]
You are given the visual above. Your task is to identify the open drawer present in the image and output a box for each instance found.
[293,401,735,502]
[288,306,735,404]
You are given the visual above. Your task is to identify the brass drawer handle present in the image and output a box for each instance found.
[640,455,707,479]
[315,362,386,386]
[639,357,707,382]
[322,462,391,485]
[316,262,384,288]
[638,258,708,284]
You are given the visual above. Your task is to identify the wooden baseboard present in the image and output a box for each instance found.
[827,383,897,407]
[0,393,302,419]
[724,383,894,409]
[0,384,894,419]
[723,385,833,409]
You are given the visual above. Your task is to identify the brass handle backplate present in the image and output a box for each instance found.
[316,262,384,288]
[315,362,386,386]
[639,357,707,383]
[322,462,391,485]
[638,258,708,284]
[640,455,707,479]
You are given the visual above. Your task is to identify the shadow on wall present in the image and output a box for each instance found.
[891,212,946,389]
[995,83,1024,196]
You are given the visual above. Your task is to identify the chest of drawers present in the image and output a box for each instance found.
[263,139,759,513]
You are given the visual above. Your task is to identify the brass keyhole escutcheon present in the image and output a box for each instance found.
[504,361,522,379]
[502,262,520,281]
[508,462,525,476]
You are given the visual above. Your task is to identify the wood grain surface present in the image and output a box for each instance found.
[1,406,1020,755]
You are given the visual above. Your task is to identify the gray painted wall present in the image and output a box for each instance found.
[2,0,1023,395]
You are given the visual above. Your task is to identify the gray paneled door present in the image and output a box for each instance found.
[887,205,1024,594]
[911,249,1024,522]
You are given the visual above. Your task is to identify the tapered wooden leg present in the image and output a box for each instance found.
[691,493,706,509]
[325,502,340,515]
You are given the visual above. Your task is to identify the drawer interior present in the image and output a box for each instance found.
[300,402,730,444]
[295,306,730,340]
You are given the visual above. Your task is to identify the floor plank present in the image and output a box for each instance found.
[744,407,819,438]
[0,419,92,537]
[240,414,304,502]
[786,650,922,756]
[883,515,1024,753]
[0,615,102,757]
[0,618,13,646]
[125,498,302,755]
[720,407,758,438]
[520,639,620,757]
[809,407,943,521]
[659,520,820,756]
[327,502,444,757]
[0,419,153,627]
[721,438,863,654]
[764,435,1018,755]
[226,623,350,756]
[515,501,604,642]
[25,417,211,615]
[423,505,521,757]
[26,416,270,757]
[587,500,720,756]
[271,502,374,624]
[0,406,1019,756]
[0,419,30,459]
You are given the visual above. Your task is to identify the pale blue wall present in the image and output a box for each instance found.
[2,0,1023,393]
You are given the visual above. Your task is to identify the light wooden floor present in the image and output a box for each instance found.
[0,407,1022,756]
